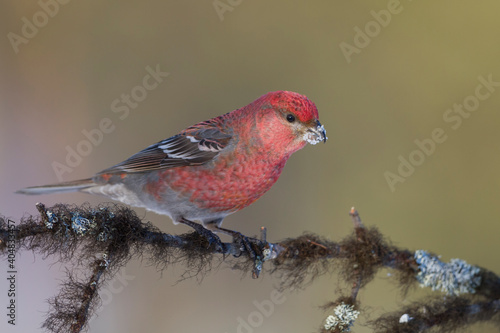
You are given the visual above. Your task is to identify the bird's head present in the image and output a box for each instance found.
[253,91,327,155]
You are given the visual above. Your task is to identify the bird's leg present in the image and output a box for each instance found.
[211,225,262,260]
[204,221,267,278]
[179,218,224,252]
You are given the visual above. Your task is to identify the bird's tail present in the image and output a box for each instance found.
[16,178,96,195]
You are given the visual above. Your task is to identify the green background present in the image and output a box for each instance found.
[1,1,499,332]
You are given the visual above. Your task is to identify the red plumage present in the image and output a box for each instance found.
[18,91,327,233]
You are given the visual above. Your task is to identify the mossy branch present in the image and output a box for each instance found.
[1,203,499,333]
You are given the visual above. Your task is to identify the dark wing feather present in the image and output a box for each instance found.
[98,122,232,174]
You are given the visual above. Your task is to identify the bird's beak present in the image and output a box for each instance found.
[304,120,327,145]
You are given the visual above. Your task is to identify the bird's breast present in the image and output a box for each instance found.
[151,153,289,213]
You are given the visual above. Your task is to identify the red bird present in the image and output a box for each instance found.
[18,91,326,248]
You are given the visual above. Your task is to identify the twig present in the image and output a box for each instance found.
[0,203,499,333]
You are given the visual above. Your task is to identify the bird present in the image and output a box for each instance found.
[18,91,327,250]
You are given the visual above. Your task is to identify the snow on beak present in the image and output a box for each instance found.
[304,120,327,145]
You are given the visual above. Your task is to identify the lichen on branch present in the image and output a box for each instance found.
[1,203,499,333]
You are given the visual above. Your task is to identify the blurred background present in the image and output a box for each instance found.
[1,1,500,332]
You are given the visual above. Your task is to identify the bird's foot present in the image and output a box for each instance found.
[234,232,260,259]
[215,226,265,278]
[179,218,225,252]
[214,226,258,257]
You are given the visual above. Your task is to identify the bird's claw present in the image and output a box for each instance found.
[229,232,256,257]
[201,228,225,252]
[180,218,225,252]
[229,231,265,278]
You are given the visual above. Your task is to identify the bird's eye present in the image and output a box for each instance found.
[286,114,296,123]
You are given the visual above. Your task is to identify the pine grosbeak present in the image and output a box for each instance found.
[18,91,327,248]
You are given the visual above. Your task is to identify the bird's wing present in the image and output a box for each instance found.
[97,119,232,174]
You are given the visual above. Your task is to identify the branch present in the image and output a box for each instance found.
[1,203,499,333]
